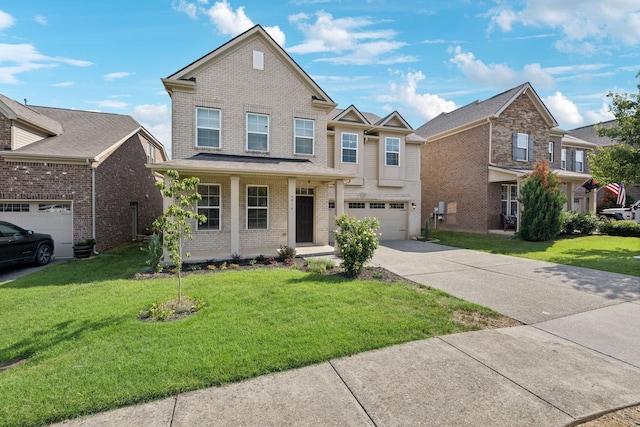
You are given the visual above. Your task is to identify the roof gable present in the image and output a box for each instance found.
[331,105,370,125]
[0,93,63,135]
[376,111,413,130]
[163,25,335,109]
[416,83,558,139]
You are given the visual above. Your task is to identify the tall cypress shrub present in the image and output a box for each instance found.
[518,160,567,241]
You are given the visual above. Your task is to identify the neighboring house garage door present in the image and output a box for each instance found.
[0,202,73,258]
[330,201,408,240]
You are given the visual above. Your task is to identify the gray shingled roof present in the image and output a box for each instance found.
[7,106,142,160]
[152,153,355,179]
[568,121,617,146]
[0,93,63,135]
[415,83,530,138]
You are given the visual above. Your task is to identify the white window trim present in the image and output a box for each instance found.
[246,113,269,152]
[548,141,554,163]
[575,150,584,172]
[341,132,358,164]
[246,185,269,230]
[197,184,221,231]
[294,118,315,156]
[515,133,529,162]
[561,148,567,170]
[385,137,400,167]
[196,107,222,149]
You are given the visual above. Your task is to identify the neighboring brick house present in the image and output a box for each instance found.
[415,82,593,233]
[151,25,424,260]
[0,93,167,257]
[569,120,640,210]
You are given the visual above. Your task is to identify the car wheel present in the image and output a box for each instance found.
[35,244,52,266]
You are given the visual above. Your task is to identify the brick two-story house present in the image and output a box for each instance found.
[0,94,167,257]
[151,25,424,260]
[416,83,593,233]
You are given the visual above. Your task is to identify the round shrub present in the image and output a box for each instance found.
[333,214,380,277]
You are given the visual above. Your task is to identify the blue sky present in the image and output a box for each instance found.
[2,0,639,158]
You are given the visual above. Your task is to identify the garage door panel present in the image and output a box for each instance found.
[344,201,407,240]
[0,202,73,258]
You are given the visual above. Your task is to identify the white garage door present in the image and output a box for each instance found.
[0,202,73,258]
[330,201,407,240]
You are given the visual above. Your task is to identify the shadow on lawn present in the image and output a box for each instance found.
[1,316,127,364]
[533,248,640,300]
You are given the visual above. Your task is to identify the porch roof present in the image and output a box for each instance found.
[488,165,591,183]
[149,153,356,181]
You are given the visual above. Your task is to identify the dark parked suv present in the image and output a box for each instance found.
[0,221,54,268]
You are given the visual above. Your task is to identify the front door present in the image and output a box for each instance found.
[296,196,314,243]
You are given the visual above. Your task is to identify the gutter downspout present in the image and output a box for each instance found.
[89,159,99,255]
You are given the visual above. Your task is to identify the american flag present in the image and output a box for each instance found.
[605,183,626,206]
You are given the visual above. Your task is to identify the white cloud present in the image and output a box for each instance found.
[90,100,129,109]
[0,10,15,30]
[34,15,47,25]
[173,0,285,45]
[486,1,640,54]
[52,81,73,87]
[103,72,130,81]
[0,43,92,84]
[448,46,554,89]
[172,0,198,19]
[584,103,615,124]
[132,103,172,157]
[543,92,583,126]
[379,70,457,122]
[288,11,413,65]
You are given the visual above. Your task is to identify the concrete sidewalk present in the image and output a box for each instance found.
[54,240,640,426]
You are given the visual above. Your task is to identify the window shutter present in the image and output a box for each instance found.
[512,133,517,160]
[528,134,535,162]
[570,149,576,171]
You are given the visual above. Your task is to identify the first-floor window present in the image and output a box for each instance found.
[197,184,220,230]
[247,185,268,229]
[501,184,518,217]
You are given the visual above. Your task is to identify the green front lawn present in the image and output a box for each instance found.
[432,230,640,277]
[0,243,500,427]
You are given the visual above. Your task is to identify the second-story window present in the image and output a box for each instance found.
[294,118,314,155]
[341,132,358,164]
[247,113,269,152]
[561,148,567,169]
[385,137,400,166]
[512,132,533,161]
[548,141,554,162]
[575,150,584,172]
[196,107,221,148]
[147,143,156,163]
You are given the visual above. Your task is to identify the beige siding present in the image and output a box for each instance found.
[404,144,420,181]
[364,140,377,180]
[13,123,46,149]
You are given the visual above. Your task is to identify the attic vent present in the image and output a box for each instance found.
[253,51,264,70]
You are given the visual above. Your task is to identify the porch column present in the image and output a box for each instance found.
[590,188,598,214]
[288,178,296,248]
[230,176,240,254]
[335,180,345,217]
[566,182,574,211]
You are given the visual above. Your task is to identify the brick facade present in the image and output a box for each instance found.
[421,123,491,232]
[95,134,164,250]
[0,114,10,150]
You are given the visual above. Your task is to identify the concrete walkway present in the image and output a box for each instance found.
[54,240,640,426]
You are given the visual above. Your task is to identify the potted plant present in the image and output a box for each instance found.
[73,238,96,259]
